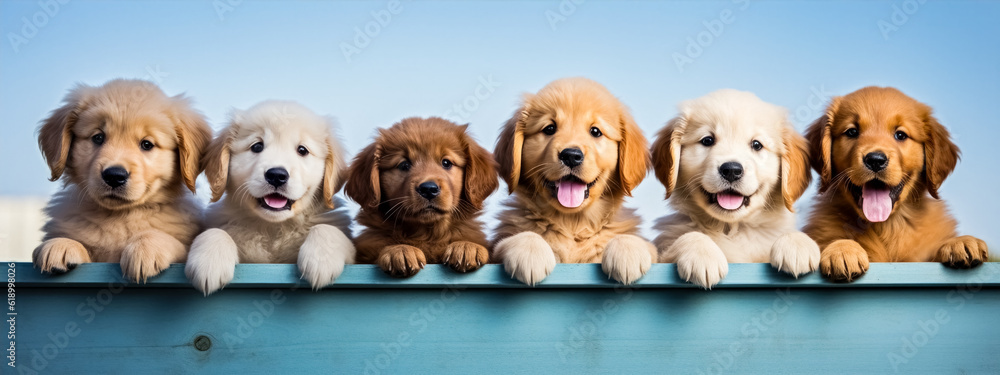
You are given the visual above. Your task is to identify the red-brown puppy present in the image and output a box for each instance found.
[804,86,988,281]
[346,117,498,277]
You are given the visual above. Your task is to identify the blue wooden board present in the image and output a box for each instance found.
[8,262,1000,374]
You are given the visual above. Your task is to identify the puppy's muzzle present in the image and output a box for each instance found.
[863,152,889,172]
[558,148,584,168]
[416,181,440,201]
[718,162,743,183]
[264,167,289,187]
[101,166,129,188]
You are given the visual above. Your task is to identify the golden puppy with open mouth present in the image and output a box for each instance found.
[651,89,819,289]
[34,79,211,281]
[492,77,655,285]
[185,101,355,295]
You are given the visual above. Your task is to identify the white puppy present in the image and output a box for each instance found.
[185,101,355,295]
[651,89,820,289]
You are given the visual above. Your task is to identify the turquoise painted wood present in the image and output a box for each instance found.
[9,262,1000,374]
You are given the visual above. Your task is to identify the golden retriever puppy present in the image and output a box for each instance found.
[185,101,354,295]
[34,79,211,281]
[650,89,818,289]
[492,77,655,285]
[803,87,988,281]
[346,117,498,277]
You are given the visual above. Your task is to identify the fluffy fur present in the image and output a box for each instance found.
[185,101,354,295]
[33,79,211,281]
[492,77,655,285]
[803,87,988,281]
[346,117,498,277]
[651,89,818,289]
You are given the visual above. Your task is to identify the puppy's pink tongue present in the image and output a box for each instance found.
[557,180,586,208]
[264,194,288,209]
[716,192,744,210]
[862,185,892,222]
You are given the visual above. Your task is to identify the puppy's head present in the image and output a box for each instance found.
[495,77,648,213]
[652,89,811,223]
[346,117,497,225]
[37,79,211,210]
[806,86,958,223]
[202,101,346,223]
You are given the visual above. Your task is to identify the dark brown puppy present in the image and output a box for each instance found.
[346,117,498,277]
[803,86,988,282]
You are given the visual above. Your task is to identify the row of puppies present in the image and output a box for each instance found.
[32,78,987,294]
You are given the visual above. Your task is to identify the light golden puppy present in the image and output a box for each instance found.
[185,101,354,295]
[651,89,818,289]
[34,79,211,281]
[492,77,655,285]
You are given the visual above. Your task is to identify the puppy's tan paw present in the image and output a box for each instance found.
[444,241,489,273]
[770,231,821,278]
[378,245,426,278]
[820,240,869,282]
[602,234,655,285]
[938,235,989,269]
[495,232,556,286]
[121,231,185,283]
[185,229,240,296]
[298,224,355,290]
[33,238,91,274]
[670,232,728,289]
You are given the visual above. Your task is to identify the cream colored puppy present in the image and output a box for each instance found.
[651,89,819,289]
[185,101,355,295]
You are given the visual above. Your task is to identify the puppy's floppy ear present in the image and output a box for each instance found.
[322,126,348,209]
[781,126,813,211]
[615,107,650,196]
[650,116,686,199]
[345,138,382,209]
[921,107,960,199]
[495,101,529,194]
[168,95,212,193]
[202,125,234,203]
[459,126,499,210]
[37,84,93,181]
[805,96,840,194]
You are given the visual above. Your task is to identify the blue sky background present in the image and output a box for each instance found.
[1,0,997,246]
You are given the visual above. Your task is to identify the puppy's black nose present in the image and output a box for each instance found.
[416,182,440,200]
[863,152,889,172]
[559,148,584,168]
[101,166,129,188]
[719,162,744,183]
[264,167,289,187]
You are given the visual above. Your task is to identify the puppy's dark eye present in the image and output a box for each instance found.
[700,136,715,147]
[251,142,264,153]
[397,160,412,172]
[751,140,763,151]
[297,145,309,156]
[845,128,859,138]
[91,133,105,146]
[140,140,154,151]
[442,159,453,169]
[590,127,602,138]
[894,131,908,141]
[542,123,557,135]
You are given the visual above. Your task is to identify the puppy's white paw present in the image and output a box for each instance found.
[298,224,356,290]
[185,229,240,296]
[602,234,655,285]
[770,231,820,277]
[495,232,556,286]
[670,232,728,289]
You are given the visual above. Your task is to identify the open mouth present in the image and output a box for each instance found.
[546,175,596,208]
[848,180,903,223]
[257,193,294,211]
[704,189,750,211]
